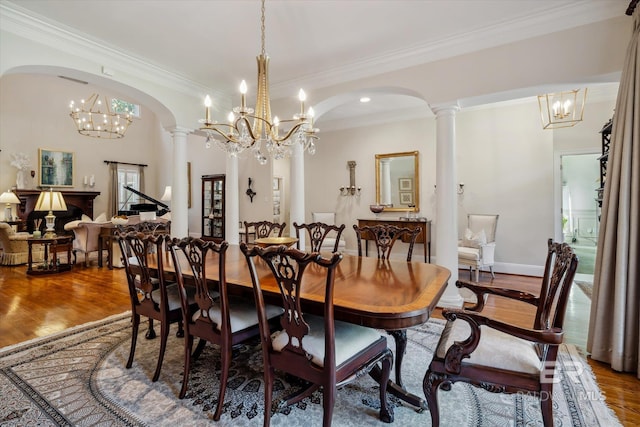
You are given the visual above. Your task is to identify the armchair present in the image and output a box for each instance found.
[457,214,499,281]
[64,213,109,266]
[0,223,43,265]
[424,239,578,427]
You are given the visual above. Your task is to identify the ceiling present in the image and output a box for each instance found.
[3,0,627,129]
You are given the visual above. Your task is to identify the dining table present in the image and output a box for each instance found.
[149,244,451,410]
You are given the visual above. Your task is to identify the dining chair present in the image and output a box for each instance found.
[241,243,394,427]
[353,224,421,262]
[167,237,283,420]
[116,231,193,382]
[292,221,345,253]
[244,220,286,240]
[424,239,578,427]
[353,223,421,387]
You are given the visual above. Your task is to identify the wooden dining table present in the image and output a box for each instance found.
[151,244,451,409]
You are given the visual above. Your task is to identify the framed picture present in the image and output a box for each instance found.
[400,191,413,205]
[38,148,74,187]
[399,177,413,191]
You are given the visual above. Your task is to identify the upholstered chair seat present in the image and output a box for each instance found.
[193,295,283,333]
[0,223,44,265]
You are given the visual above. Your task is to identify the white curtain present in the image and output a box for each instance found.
[587,6,640,377]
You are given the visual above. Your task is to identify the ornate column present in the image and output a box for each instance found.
[170,127,190,238]
[431,103,464,308]
[289,143,305,248]
[226,155,240,245]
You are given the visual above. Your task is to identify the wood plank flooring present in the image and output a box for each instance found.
[0,262,638,425]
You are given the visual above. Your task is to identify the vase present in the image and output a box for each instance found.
[16,169,26,189]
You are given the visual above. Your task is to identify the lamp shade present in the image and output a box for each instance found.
[161,186,172,202]
[35,189,67,212]
[0,190,20,205]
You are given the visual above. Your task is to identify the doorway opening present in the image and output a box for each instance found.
[560,153,599,282]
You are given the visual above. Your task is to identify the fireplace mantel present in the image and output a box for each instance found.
[15,189,101,232]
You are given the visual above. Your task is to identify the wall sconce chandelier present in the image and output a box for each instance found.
[537,89,587,129]
[69,93,133,138]
[200,0,318,165]
[339,161,361,196]
[433,183,465,194]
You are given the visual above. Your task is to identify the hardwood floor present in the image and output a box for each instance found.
[0,262,638,425]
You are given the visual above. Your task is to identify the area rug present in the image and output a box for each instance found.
[575,280,593,299]
[0,312,621,426]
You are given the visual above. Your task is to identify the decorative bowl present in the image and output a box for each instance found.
[111,216,129,225]
[369,204,385,214]
[254,237,298,248]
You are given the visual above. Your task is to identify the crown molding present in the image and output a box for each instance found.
[271,1,624,96]
[0,2,228,104]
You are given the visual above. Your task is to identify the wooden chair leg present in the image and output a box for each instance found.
[379,349,394,423]
[475,267,480,282]
[540,385,554,427]
[179,333,193,399]
[423,369,445,427]
[489,265,495,278]
[214,346,232,421]
[263,367,274,427]
[126,313,140,369]
[152,321,169,382]
[322,383,337,427]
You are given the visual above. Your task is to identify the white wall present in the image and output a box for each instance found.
[306,96,615,271]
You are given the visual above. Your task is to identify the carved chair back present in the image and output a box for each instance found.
[293,221,346,252]
[353,224,421,261]
[244,220,286,239]
[241,242,393,425]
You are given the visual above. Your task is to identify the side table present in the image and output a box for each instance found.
[27,235,73,275]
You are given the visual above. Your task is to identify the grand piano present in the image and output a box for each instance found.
[118,185,170,217]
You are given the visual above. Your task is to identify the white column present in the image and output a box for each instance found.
[170,127,190,238]
[380,158,392,205]
[226,155,240,245]
[431,103,464,308]
[289,143,305,247]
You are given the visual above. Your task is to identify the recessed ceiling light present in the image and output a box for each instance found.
[360,97,371,103]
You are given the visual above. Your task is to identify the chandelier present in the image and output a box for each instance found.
[537,88,587,129]
[69,93,133,138]
[199,0,318,164]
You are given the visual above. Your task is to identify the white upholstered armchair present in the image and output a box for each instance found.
[457,214,499,282]
[64,214,109,266]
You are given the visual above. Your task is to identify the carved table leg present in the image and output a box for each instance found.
[387,329,407,388]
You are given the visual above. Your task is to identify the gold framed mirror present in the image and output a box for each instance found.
[375,151,419,212]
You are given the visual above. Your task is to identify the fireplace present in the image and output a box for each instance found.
[15,190,101,234]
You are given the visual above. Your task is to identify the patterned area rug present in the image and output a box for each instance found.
[0,312,621,426]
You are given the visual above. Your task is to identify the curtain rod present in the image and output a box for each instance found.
[103,160,148,167]
[627,0,638,15]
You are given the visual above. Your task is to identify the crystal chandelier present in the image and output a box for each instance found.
[69,93,133,138]
[200,0,318,164]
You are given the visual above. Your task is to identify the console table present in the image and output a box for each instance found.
[27,235,73,275]
[357,218,431,263]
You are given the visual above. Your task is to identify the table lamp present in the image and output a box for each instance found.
[35,188,67,238]
[0,190,20,221]
[161,186,171,202]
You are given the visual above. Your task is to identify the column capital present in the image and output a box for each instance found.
[430,102,460,116]
[167,126,193,137]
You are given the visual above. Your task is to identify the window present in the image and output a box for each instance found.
[117,165,141,211]
[111,98,140,118]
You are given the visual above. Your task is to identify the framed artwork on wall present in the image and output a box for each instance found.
[38,148,74,187]
[400,191,413,205]
[399,177,413,191]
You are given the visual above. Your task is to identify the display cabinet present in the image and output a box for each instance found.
[202,174,225,241]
